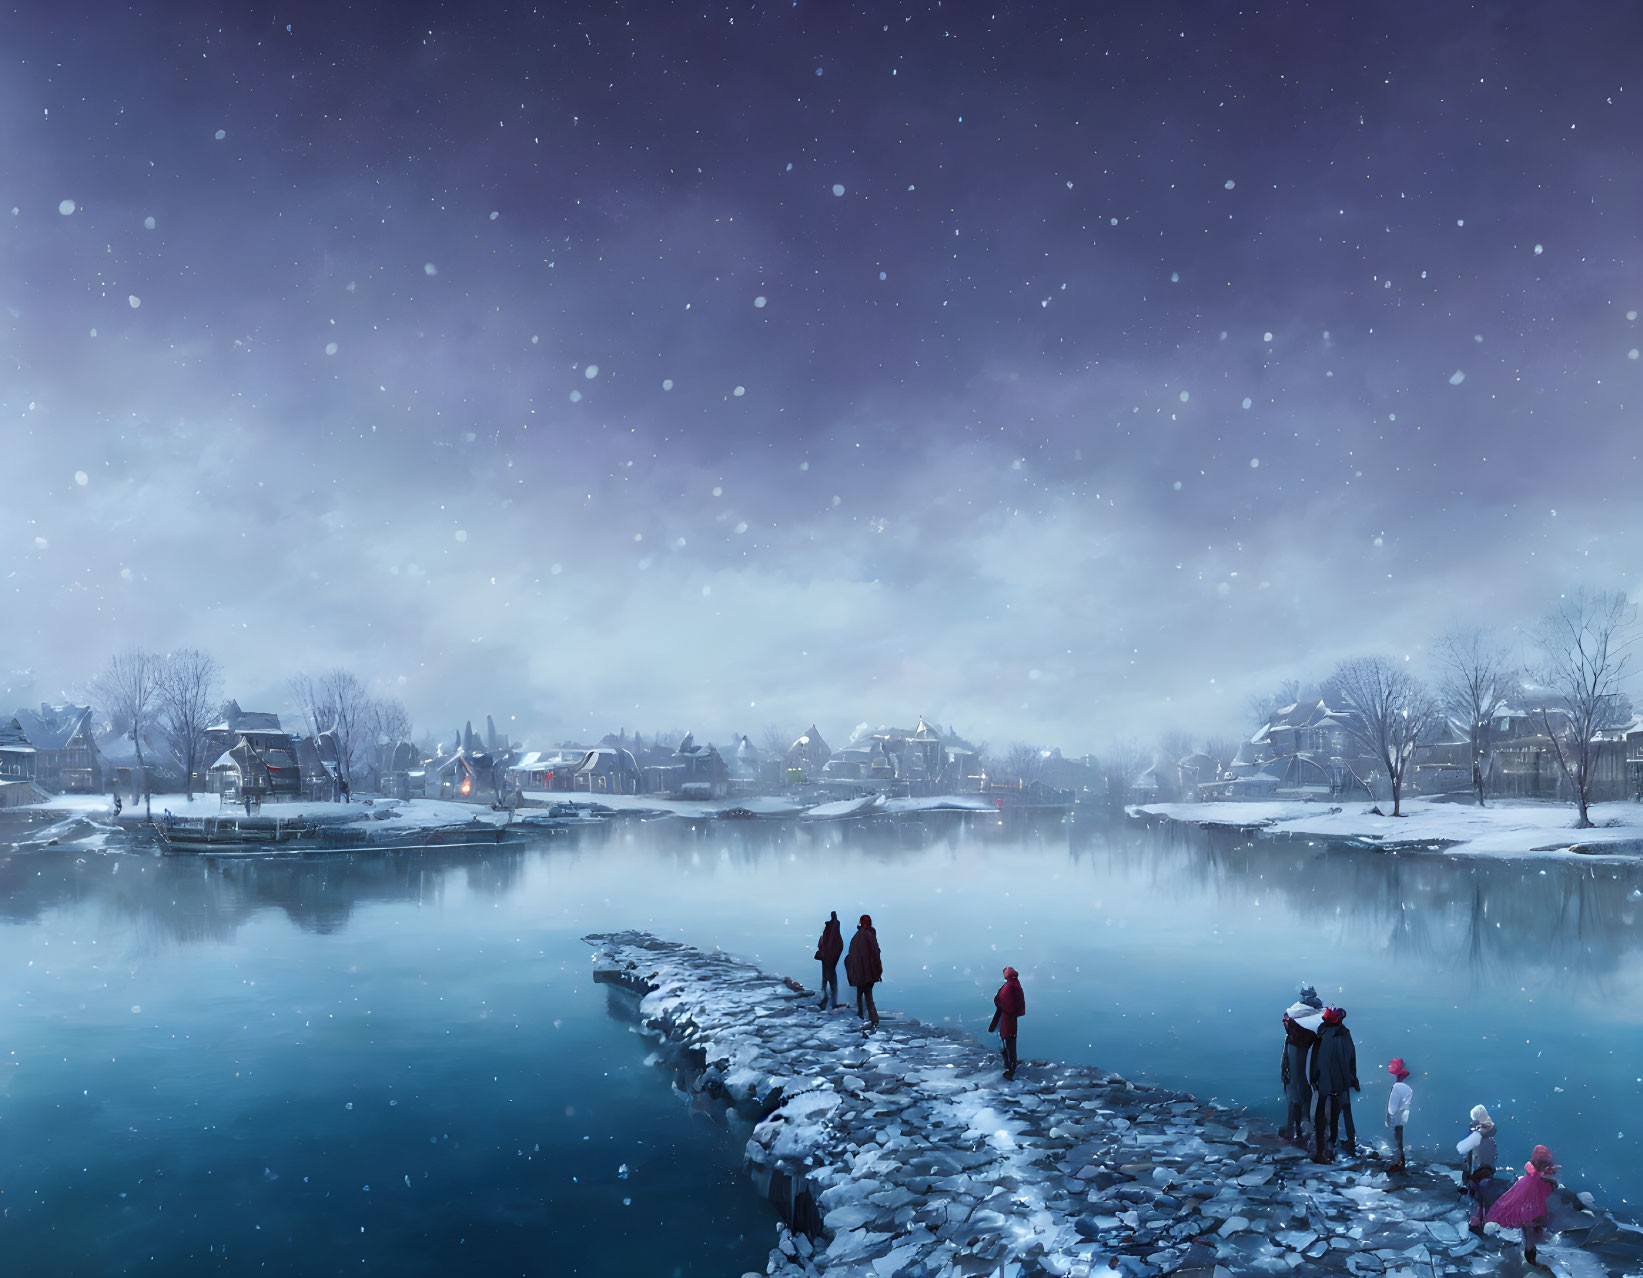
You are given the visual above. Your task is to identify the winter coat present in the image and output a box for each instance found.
[993,974,1026,1038]
[1387,1080,1413,1128]
[1486,1166,1556,1229]
[1465,1132,1498,1182]
[1280,1013,1319,1105]
[845,924,882,988]
[1310,1022,1360,1096]
[815,919,843,966]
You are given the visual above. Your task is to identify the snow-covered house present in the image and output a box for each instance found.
[784,725,831,780]
[1174,751,1222,799]
[201,702,289,771]
[728,735,761,784]
[13,704,103,793]
[671,733,729,799]
[574,746,641,794]
[507,749,583,793]
[432,747,505,802]
[209,734,304,803]
[1407,717,1476,795]
[0,715,36,784]
[1215,699,1379,801]
[293,734,342,801]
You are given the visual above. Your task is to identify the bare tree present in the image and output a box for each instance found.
[1330,656,1441,817]
[1535,590,1638,828]
[1158,730,1195,766]
[1432,626,1517,807]
[288,668,376,786]
[1246,678,1303,729]
[370,697,414,746]
[1203,735,1243,771]
[759,724,796,760]
[156,649,221,801]
[1102,738,1150,808]
[90,648,161,820]
[996,743,1049,786]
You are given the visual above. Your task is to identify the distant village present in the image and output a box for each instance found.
[2,683,1640,818]
[0,673,1105,812]
[5,595,1643,822]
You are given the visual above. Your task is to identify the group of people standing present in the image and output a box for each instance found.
[813,914,1024,1077]
[1280,984,1563,1270]
[813,911,882,1028]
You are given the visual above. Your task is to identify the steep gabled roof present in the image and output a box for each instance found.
[0,715,36,751]
[14,704,95,751]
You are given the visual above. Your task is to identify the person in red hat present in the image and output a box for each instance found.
[1385,1058,1413,1173]
[989,966,1026,1080]
[845,913,882,1029]
[1309,1006,1360,1163]
[1484,1144,1560,1268]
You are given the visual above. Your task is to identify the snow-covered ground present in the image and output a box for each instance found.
[518,791,809,818]
[521,791,998,819]
[26,793,513,830]
[590,930,1642,1277]
[1135,797,1643,856]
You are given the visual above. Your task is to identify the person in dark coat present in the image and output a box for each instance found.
[814,912,844,1010]
[1280,984,1324,1141]
[1309,1006,1360,1162]
[844,914,882,1028]
[989,966,1026,1079]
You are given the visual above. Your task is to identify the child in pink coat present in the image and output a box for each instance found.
[1484,1144,1559,1268]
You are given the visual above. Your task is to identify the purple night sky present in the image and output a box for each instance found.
[4,1,1641,751]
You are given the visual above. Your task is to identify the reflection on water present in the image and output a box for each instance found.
[1,809,1641,1274]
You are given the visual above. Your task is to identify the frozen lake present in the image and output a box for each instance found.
[2,811,1641,1272]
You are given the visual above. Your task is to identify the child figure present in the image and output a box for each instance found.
[1484,1144,1560,1268]
[1459,1105,1500,1226]
[1385,1058,1413,1173]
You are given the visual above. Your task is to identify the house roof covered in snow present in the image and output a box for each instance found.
[1,716,36,752]
[14,704,96,751]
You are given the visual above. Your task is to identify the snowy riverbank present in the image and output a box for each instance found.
[588,931,1642,1278]
[1132,798,1643,857]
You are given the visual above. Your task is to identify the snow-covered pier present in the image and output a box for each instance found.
[588,932,1641,1278]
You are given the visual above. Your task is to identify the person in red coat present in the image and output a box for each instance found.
[844,914,883,1028]
[814,911,844,1009]
[990,966,1026,1079]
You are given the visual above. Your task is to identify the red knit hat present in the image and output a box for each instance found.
[1387,1058,1409,1079]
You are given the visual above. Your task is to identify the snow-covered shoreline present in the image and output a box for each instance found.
[587,931,1640,1277]
[1132,797,1643,858]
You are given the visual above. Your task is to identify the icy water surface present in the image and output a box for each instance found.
[3,812,1643,1274]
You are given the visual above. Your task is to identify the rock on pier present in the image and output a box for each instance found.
[587,931,1641,1278]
